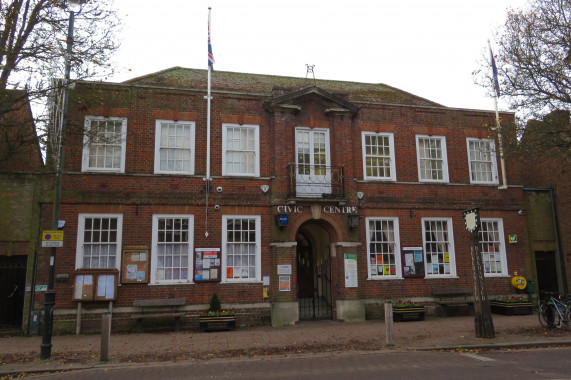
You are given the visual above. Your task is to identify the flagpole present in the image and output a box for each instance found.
[494,94,508,189]
[488,41,507,189]
[205,7,213,237]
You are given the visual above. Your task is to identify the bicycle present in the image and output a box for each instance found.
[538,291,571,328]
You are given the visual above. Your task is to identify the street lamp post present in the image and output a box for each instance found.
[40,0,80,360]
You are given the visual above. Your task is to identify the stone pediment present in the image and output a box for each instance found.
[263,86,359,117]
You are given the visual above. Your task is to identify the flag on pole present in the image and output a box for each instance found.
[489,46,500,97]
[208,11,215,70]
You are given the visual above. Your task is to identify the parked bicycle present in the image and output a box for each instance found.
[538,291,571,328]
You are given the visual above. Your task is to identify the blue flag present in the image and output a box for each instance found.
[489,47,500,97]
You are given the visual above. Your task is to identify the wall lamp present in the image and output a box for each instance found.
[348,214,361,228]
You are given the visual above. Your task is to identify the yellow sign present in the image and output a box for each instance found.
[511,275,527,290]
[42,230,63,241]
[42,230,64,247]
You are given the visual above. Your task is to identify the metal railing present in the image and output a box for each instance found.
[287,164,345,198]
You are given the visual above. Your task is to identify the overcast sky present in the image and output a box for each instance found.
[110,0,527,112]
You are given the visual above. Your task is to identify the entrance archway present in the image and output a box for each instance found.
[296,222,332,320]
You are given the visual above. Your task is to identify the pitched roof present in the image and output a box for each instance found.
[123,67,443,107]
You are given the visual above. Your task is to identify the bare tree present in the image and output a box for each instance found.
[474,0,571,159]
[0,0,121,165]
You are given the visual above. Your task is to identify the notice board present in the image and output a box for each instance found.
[121,246,149,284]
[402,247,425,278]
[73,269,118,301]
[194,248,221,282]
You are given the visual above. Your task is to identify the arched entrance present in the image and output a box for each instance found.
[296,222,332,320]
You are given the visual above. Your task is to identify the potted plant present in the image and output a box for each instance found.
[490,295,533,315]
[392,299,425,322]
[199,293,236,332]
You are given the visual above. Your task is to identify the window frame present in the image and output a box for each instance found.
[365,217,402,279]
[415,135,449,183]
[466,137,499,184]
[361,132,396,181]
[221,215,262,283]
[75,213,123,270]
[222,123,260,177]
[154,119,196,175]
[150,214,194,285]
[479,218,508,277]
[421,217,457,278]
[82,116,127,173]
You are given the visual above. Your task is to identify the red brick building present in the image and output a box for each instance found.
[36,67,530,332]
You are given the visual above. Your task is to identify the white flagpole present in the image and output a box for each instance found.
[205,7,213,237]
[489,41,508,189]
[206,7,212,183]
[494,93,508,189]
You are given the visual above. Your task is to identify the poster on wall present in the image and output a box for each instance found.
[279,276,290,291]
[402,247,425,278]
[194,248,221,282]
[344,253,358,288]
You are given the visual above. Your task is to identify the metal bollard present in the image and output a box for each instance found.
[384,301,394,346]
[100,312,111,362]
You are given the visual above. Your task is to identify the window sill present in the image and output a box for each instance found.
[221,280,263,284]
[424,276,459,279]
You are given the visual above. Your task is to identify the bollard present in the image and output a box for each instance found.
[100,312,111,362]
[384,301,394,346]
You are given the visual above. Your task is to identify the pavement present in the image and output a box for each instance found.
[1,314,571,377]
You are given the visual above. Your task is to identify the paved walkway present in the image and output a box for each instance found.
[1,314,571,376]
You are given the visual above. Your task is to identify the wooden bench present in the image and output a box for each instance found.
[432,288,475,317]
[131,298,186,332]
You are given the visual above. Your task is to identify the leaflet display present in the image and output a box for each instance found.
[73,269,118,301]
[402,247,425,278]
[121,246,149,284]
[194,248,221,282]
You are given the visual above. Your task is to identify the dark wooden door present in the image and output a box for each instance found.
[0,255,27,326]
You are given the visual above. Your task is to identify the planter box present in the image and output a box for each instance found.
[393,306,425,322]
[490,301,533,315]
[199,315,236,332]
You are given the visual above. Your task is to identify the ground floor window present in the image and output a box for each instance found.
[366,217,401,278]
[422,218,456,277]
[222,215,261,282]
[151,215,193,284]
[76,214,123,269]
[479,218,507,276]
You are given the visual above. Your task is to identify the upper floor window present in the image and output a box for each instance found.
[82,116,127,172]
[366,217,401,279]
[76,214,123,270]
[479,218,507,276]
[416,135,449,182]
[222,215,261,282]
[422,218,456,277]
[362,132,396,181]
[150,215,194,284]
[222,124,260,176]
[466,138,498,184]
[154,120,195,174]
